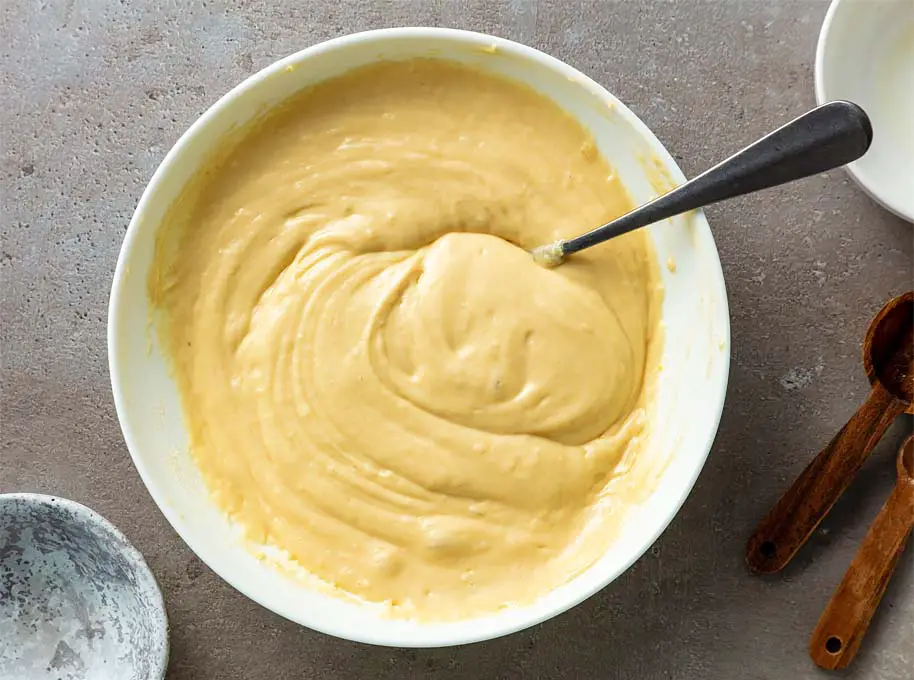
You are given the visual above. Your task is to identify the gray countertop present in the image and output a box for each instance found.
[2,1,912,679]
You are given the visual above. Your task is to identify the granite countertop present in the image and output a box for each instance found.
[1,1,912,678]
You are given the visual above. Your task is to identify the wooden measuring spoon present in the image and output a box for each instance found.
[746,291,913,573]
[809,435,914,670]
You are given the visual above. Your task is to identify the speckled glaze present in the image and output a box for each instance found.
[0,494,168,680]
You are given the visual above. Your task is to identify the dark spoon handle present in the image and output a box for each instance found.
[563,100,872,255]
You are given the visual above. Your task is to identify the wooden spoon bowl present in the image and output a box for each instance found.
[864,292,914,409]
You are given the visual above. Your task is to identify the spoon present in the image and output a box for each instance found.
[809,434,914,670]
[531,100,872,266]
[746,291,913,573]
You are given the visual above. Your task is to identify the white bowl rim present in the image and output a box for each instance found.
[814,0,914,222]
[108,26,731,647]
[0,492,169,676]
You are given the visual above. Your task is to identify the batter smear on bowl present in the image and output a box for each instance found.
[150,59,663,619]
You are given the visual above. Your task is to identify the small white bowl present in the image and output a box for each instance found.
[108,28,730,647]
[816,0,914,221]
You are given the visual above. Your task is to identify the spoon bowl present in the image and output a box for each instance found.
[899,436,914,481]
[864,291,914,409]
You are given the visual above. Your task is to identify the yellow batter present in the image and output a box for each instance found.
[151,59,663,619]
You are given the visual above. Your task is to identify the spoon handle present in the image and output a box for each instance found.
[809,440,914,670]
[745,382,905,574]
[563,100,872,255]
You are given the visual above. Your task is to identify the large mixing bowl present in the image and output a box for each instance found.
[108,27,730,647]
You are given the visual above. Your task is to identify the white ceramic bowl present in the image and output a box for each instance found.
[816,0,914,221]
[108,28,730,647]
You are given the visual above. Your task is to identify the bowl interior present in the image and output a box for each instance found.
[109,28,729,647]
[0,495,167,680]
[816,0,914,221]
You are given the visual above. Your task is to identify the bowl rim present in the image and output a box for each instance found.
[814,0,914,222]
[0,492,169,677]
[108,26,731,647]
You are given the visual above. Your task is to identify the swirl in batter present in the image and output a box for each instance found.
[151,60,663,618]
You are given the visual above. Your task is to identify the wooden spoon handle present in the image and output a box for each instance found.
[746,383,904,573]
[809,480,914,669]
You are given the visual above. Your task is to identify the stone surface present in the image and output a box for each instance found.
[1,1,912,678]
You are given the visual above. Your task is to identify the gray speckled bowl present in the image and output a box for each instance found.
[0,494,168,680]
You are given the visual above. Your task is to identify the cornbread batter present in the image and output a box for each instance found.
[151,60,663,618]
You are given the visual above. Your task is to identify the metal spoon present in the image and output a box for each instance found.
[531,101,873,266]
